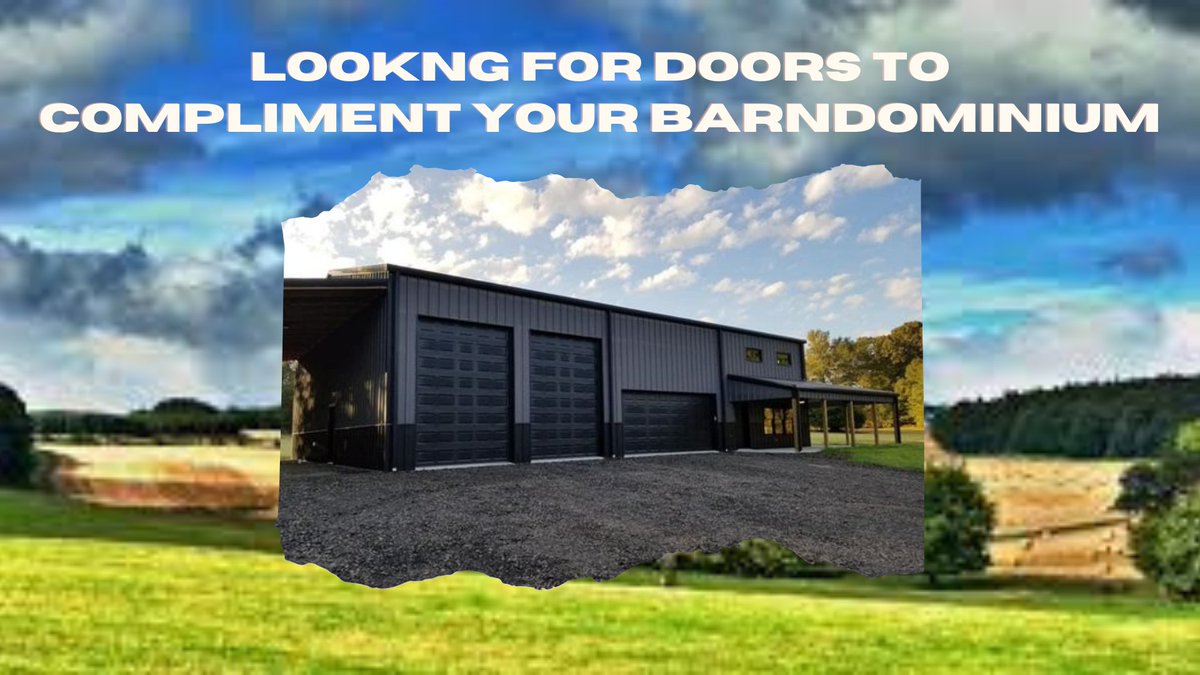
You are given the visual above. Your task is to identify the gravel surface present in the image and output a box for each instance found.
[278,452,924,588]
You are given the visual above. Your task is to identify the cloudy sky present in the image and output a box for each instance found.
[284,165,919,341]
[0,0,1196,410]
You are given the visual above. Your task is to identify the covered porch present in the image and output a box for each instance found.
[727,375,901,453]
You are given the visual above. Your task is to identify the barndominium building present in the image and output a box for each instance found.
[283,264,901,471]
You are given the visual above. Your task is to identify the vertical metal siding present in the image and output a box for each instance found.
[293,296,389,468]
[610,313,721,423]
[721,331,805,379]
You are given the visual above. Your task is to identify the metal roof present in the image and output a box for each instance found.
[728,374,898,404]
[282,277,386,360]
[319,263,807,346]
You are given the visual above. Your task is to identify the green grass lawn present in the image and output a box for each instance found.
[3,488,1199,672]
[821,438,925,471]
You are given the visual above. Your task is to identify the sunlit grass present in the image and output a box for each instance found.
[2,489,1198,672]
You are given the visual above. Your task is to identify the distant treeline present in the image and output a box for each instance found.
[33,398,283,438]
[931,376,1200,458]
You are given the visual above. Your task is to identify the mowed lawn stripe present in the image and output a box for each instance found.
[1,491,1198,673]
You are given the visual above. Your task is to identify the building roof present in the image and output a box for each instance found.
[318,263,807,346]
[282,277,386,360]
[728,374,898,404]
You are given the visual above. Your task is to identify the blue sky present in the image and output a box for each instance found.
[0,0,1196,409]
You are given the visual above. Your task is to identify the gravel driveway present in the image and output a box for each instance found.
[278,452,923,588]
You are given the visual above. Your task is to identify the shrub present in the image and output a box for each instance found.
[653,539,846,579]
[1115,419,1200,515]
[1170,419,1200,456]
[924,465,994,585]
[0,383,34,487]
[1132,491,1200,601]
[1116,462,1180,514]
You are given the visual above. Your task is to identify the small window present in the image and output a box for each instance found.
[746,348,763,363]
[776,352,793,366]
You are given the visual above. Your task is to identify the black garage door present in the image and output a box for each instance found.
[529,333,601,459]
[622,392,715,454]
[415,319,511,466]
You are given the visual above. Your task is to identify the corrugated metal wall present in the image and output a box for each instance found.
[389,271,806,429]
[292,296,390,469]
[721,331,804,379]
[609,313,722,423]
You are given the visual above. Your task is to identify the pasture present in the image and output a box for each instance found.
[2,489,1198,673]
[38,444,279,518]
[926,436,1140,580]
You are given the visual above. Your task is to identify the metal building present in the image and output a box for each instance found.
[283,264,901,471]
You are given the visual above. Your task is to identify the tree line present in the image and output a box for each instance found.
[33,397,284,440]
[804,320,923,428]
[930,375,1200,458]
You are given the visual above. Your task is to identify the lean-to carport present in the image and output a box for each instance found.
[728,375,901,451]
[284,276,393,468]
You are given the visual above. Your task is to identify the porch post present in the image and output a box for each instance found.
[821,399,829,449]
[892,397,902,443]
[871,402,880,446]
[791,396,802,452]
[845,402,854,446]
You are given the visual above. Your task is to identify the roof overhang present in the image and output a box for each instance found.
[728,374,898,404]
[283,277,387,360]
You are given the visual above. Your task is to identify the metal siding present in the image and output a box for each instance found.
[292,296,389,469]
[722,331,805,379]
[611,313,721,396]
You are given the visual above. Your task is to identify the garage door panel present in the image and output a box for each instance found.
[415,319,511,466]
[622,392,714,454]
[529,333,601,459]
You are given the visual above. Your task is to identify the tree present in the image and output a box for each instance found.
[1132,491,1200,601]
[151,398,220,416]
[0,383,34,487]
[805,330,832,382]
[924,465,994,585]
[896,359,924,427]
[1170,419,1200,456]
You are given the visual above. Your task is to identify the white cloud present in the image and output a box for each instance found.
[844,294,866,308]
[826,273,856,297]
[720,210,846,249]
[287,166,912,277]
[858,212,920,244]
[567,213,646,259]
[0,1,186,94]
[926,302,1200,403]
[636,264,698,292]
[803,165,895,206]
[689,253,712,266]
[660,210,729,250]
[550,220,573,240]
[791,212,847,241]
[712,277,791,304]
[884,275,921,310]
[596,0,1197,218]
[606,262,633,280]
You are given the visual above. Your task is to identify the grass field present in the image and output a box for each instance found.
[3,489,1199,672]
[821,438,924,471]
